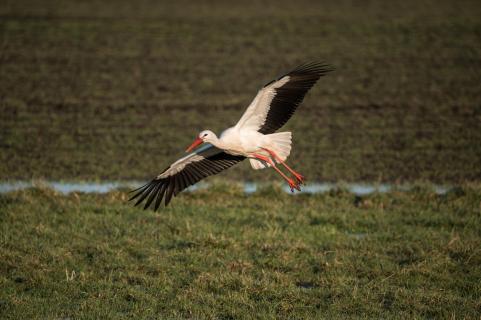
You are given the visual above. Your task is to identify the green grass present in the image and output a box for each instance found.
[1,0,481,182]
[1,183,480,318]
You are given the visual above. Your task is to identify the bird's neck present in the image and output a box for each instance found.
[208,135,225,150]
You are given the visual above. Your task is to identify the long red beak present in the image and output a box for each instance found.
[186,137,203,152]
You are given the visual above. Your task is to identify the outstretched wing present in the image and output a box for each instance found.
[129,144,245,210]
[235,62,333,134]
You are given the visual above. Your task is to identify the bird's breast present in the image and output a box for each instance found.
[219,128,263,156]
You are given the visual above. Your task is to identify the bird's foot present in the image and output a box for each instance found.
[293,172,305,185]
[288,179,301,192]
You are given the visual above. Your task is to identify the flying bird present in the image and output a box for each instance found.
[130,62,333,209]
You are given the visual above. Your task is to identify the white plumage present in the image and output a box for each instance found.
[130,62,332,209]
[248,132,292,170]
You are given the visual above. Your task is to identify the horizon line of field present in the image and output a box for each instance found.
[0,180,453,195]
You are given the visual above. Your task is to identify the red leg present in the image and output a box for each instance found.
[262,148,305,185]
[252,154,300,192]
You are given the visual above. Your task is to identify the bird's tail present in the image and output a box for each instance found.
[249,132,292,170]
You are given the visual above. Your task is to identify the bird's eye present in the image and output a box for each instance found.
[203,133,208,137]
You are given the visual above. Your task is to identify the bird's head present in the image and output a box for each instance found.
[186,130,216,152]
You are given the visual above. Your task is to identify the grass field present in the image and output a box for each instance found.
[1,183,480,318]
[1,0,481,182]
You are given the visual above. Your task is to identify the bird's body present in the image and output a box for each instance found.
[215,128,289,160]
[130,62,332,209]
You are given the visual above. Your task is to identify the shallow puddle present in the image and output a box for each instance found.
[0,181,451,195]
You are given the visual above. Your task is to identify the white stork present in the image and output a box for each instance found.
[130,62,332,209]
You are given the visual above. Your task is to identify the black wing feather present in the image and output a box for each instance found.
[130,152,245,210]
[133,182,157,206]
[165,177,175,206]
[154,182,167,211]
[184,167,199,182]
[258,62,333,134]
[183,169,195,185]
[172,175,180,196]
[144,181,162,210]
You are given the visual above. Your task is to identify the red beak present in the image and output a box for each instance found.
[186,137,203,152]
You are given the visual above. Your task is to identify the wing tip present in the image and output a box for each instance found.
[129,179,167,210]
[292,61,335,76]
[264,61,334,87]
